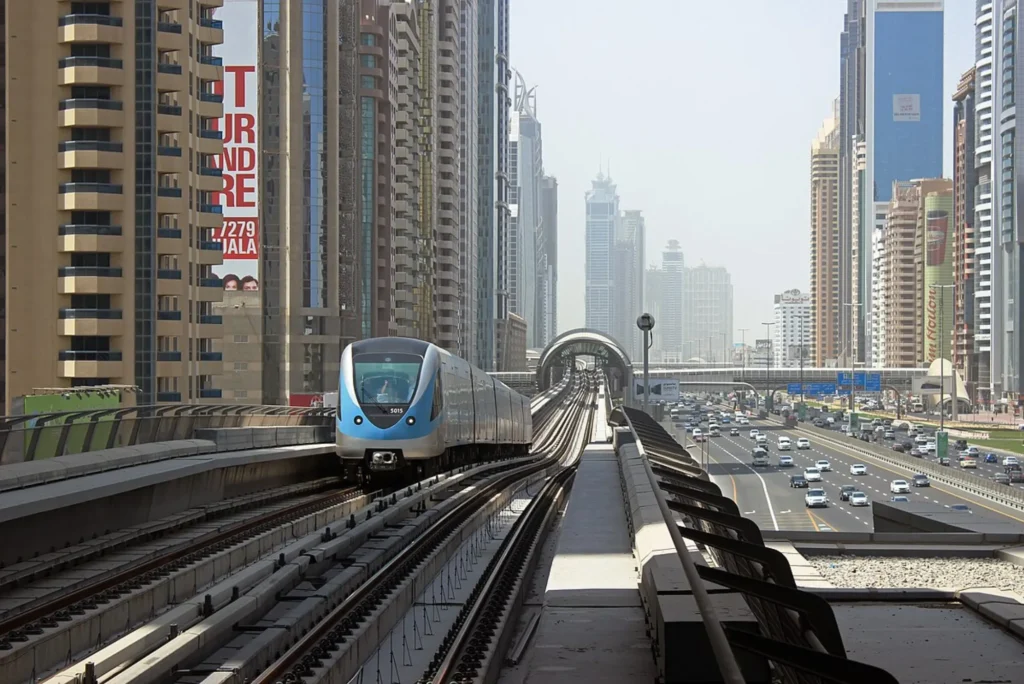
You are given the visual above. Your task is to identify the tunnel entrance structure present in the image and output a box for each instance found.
[536,329,633,396]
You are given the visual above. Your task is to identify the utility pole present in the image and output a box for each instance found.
[637,314,656,414]
[763,321,775,411]
[738,328,748,402]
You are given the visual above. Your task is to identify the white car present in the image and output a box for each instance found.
[1005,456,1019,467]
[738,417,749,425]
[777,437,792,451]
[804,489,829,508]
[890,480,910,494]
[849,491,869,506]
[925,442,937,453]
[850,464,867,476]
[756,434,768,447]
[815,460,831,472]
[797,438,810,450]
[749,429,760,439]
[804,468,822,482]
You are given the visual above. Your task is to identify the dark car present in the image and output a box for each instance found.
[892,443,905,453]
[911,474,930,487]
[839,484,857,501]
[790,474,808,488]
[994,473,1011,485]
[901,441,915,451]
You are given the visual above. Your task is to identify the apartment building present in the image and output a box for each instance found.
[4,0,226,409]
[881,181,922,367]
[810,102,841,366]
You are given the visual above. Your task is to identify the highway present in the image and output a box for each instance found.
[670,418,1024,533]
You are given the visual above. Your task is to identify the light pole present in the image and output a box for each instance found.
[763,321,775,411]
[842,302,863,368]
[738,328,748,404]
[637,314,656,414]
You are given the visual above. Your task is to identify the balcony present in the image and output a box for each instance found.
[199,315,223,325]
[58,140,124,170]
[59,98,125,127]
[197,129,224,155]
[157,310,182,321]
[58,266,124,294]
[157,63,185,91]
[158,351,182,362]
[195,239,223,266]
[196,92,224,118]
[199,351,223,362]
[157,186,186,213]
[157,22,186,51]
[196,315,222,338]
[157,392,183,403]
[157,103,183,132]
[59,224,123,253]
[197,55,223,81]
[157,187,183,198]
[58,183,124,211]
[58,350,124,379]
[199,388,223,400]
[196,167,224,192]
[158,147,186,173]
[58,57,124,86]
[58,14,124,44]
[57,308,123,336]
[158,268,185,296]
[197,17,225,43]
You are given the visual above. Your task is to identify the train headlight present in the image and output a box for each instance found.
[354,416,363,425]
[406,416,416,425]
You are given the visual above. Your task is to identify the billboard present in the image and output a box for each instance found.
[922,191,953,364]
[633,378,679,403]
[213,0,260,292]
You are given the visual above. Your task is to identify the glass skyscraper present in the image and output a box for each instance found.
[584,174,619,336]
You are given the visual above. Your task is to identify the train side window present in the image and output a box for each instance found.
[431,370,443,420]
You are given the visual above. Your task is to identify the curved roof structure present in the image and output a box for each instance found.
[536,329,632,389]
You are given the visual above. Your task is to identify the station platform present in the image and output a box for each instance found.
[499,444,656,684]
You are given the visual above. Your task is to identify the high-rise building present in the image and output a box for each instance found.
[536,175,558,346]
[660,241,684,361]
[953,67,978,394]
[260,0,363,404]
[850,137,867,361]
[645,266,665,361]
[475,0,511,370]
[810,101,841,366]
[839,0,866,363]
[4,0,228,408]
[458,0,479,360]
[584,173,619,335]
[611,211,645,360]
[973,2,994,405]
[682,264,733,363]
[920,188,954,365]
[773,290,811,368]
[509,73,542,341]
[862,0,945,362]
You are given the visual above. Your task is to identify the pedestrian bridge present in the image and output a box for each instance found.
[647,366,928,393]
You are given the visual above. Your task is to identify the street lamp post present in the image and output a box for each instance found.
[637,314,656,413]
[763,321,775,410]
[738,328,748,405]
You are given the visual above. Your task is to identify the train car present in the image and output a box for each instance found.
[336,337,532,482]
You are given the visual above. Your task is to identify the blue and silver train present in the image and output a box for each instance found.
[336,337,533,481]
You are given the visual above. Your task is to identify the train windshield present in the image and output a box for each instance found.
[352,353,423,405]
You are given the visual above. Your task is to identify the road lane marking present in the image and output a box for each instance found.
[705,435,780,530]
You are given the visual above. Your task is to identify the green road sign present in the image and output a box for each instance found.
[766,394,774,411]
[936,430,948,462]
[849,412,860,431]
[798,403,806,421]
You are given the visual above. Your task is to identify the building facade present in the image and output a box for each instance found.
[475,0,511,370]
[495,311,526,372]
[536,175,558,346]
[458,0,479,360]
[773,290,811,368]
[953,67,978,394]
[682,264,733,363]
[972,1,994,404]
[214,290,262,403]
[660,241,684,361]
[840,0,866,363]
[881,181,920,368]
[921,187,954,365]
[810,101,841,366]
[863,0,945,363]
[4,0,228,408]
[611,210,645,361]
[584,173,619,335]
[508,73,542,341]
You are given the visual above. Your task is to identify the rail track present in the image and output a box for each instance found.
[25,374,589,684]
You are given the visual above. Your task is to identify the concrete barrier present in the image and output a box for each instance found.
[617,440,769,683]
[193,426,331,452]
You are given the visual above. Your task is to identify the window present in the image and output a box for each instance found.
[352,352,422,404]
[431,370,444,420]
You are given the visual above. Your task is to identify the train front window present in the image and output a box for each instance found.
[352,353,422,405]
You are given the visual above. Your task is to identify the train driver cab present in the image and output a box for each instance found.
[353,352,426,428]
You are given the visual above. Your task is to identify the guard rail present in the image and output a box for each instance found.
[610,406,902,684]
[790,421,1024,511]
[0,403,333,465]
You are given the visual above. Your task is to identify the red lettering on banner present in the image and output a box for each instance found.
[224,113,256,144]
[224,66,256,107]
[219,146,256,172]
[212,219,260,259]
[217,173,257,208]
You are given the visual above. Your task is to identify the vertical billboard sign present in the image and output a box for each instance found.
[212,0,260,292]
[923,191,953,364]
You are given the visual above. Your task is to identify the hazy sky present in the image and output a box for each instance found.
[510,0,974,344]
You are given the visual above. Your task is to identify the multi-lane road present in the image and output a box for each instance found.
[670,418,1024,533]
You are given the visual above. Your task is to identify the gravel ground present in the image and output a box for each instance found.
[808,555,1024,596]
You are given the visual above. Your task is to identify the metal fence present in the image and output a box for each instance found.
[0,404,335,465]
[610,406,901,684]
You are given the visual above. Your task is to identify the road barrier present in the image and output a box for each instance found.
[610,406,901,684]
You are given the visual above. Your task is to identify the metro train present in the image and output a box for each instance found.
[336,337,533,482]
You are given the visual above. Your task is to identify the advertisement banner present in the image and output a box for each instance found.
[893,94,921,122]
[633,379,679,403]
[213,0,260,292]
[923,191,953,364]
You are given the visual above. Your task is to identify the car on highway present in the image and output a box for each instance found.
[850,464,867,476]
[756,434,768,448]
[911,474,930,487]
[797,438,810,450]
[849,491,869,507]
[778,436,792,450]
[749,428,759,439]
[925,441,937,453]
[884,430,895,440]
[890,479,911,494]
[751,448,770,467]
[839,485,857,501]
[910,447,925,457]
[1005,456,1020,467]
[994,472,1011,485]
[804,467,822,482]
[892,443,905,453]
[804,489,829,508]
[961,459,978,469]
[947,504,972,513]
[891,496,910,503]
[729,427,739,436]
[985,453,999,463]
[790,474,809,488]
[815,460,831,472]
[778,455,794,467]
[693,429,705,443]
